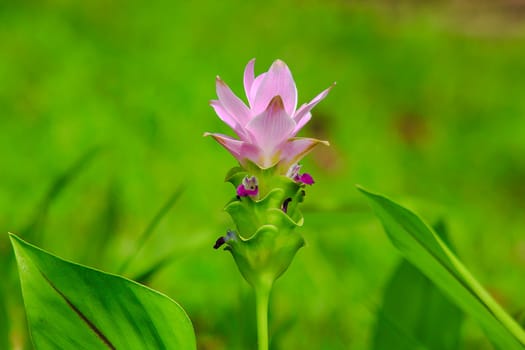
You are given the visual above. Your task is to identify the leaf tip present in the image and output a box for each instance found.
[355,184,375,198]
[355,184,366,192]
[8,233,35,257]
[8,232,21,244]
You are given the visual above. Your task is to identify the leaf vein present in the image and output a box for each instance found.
[38,269,116,350]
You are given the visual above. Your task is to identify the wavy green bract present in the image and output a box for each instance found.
[223,167,306,289]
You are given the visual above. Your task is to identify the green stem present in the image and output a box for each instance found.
[255,284,271,350]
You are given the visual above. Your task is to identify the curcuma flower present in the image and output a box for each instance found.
[204,59,332,171]
[206,59,333,350]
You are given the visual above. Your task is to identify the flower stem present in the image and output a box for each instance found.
[255,283,271,350]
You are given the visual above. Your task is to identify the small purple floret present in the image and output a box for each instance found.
[282,198,292,213]
[213,230,236,249]
[236,184,258,196]
[287,164,315,185]
[213,236,226,249]
[237,175,259,197]
[297,173,314,185]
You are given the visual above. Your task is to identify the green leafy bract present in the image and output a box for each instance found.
[10,234,196,350]
[358,187,525,350]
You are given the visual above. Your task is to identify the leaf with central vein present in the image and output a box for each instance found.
[10,234,196,350]
[358,187,525,350]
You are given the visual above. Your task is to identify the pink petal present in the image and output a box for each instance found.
[243,58,256,101]
[204,132,262,167]
[280,137,329,168]
[203,132,244,158]
[216,77,251,126]
[210,100,248,140]
[246,96,296,158]
[293,84,334,133]
[252,60,297,116]
[249,73,266,107]
[238,142,262,167]
[292,111,311,136]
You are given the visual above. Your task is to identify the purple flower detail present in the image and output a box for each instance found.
[205,59,332,170]
[286,164,315,185]
[236,175,259,197]
[213,230,236,249]
[296,173,314,185]
[213,236,227,250]
[281,198,292,213]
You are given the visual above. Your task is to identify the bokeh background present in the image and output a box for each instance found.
[1,1,525,349]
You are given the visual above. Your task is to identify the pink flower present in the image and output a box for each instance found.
[205,59,332,170]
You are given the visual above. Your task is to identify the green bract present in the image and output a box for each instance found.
[221,166,306,290]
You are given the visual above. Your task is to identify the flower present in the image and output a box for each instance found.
[213,229,236,250]
[236,175,259,197]
[205,59,332,170]
[286,163,315,185]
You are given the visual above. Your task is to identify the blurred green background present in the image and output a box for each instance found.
[1,0,525,349]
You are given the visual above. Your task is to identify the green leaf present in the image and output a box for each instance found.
[373,221,463,350]
[10,234,196,350]
[358,187,525,350]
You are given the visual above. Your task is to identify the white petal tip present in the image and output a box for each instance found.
[325,83,336,93]
[272,59,287,68]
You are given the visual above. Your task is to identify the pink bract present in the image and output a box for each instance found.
[205,59,332,170]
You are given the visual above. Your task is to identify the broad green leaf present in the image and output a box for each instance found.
[10,234,196,350]
[358,187,525,350]
[373,221,463,350]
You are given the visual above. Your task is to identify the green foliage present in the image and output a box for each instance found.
[1,1,525,348]
[372,221,463,350]
[359,187,525,350]
[10,234,196,350]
